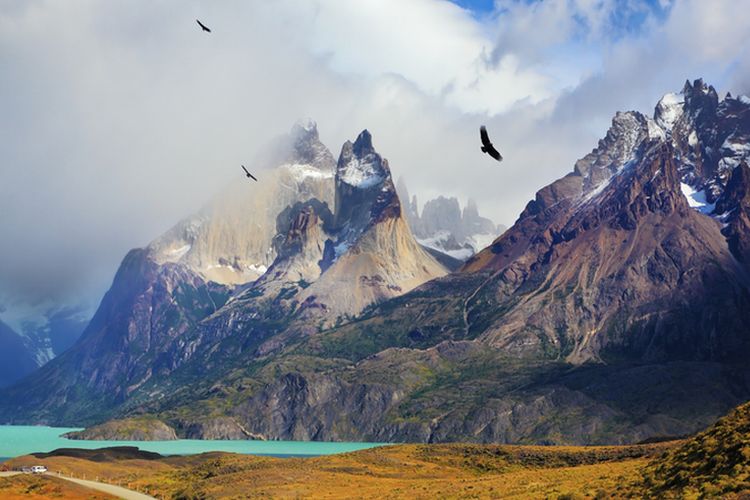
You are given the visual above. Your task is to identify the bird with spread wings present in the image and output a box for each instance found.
[480,126,503,162]
[242,165,258,181]
[196,19,211,33]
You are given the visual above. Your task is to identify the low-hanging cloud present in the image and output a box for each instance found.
[0,0,748,319]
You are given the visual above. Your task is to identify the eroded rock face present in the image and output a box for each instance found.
[715,162,750,263]
[175,416,264,440]
[297,131,447,318]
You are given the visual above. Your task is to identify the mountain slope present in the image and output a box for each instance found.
[634,399,750,497]
[155,80,750,443]
[0,122,336,424]
[0,126,446,426]
[0,320,37,388]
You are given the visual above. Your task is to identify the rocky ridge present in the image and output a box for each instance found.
[396,178,505,261]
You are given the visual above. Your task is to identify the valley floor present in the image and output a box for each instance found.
[5,442,675,499]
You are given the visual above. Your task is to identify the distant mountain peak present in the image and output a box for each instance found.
[337,129,387,190]
[292,117,318,135]
[352,129,374,154]
[654,92,685,131]
[148,120,336,285]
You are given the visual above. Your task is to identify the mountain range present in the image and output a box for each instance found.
[396,178,506,261]
[1,79,749,446]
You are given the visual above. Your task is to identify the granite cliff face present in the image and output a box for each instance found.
[149,121,335,285]
[298,131,448,318]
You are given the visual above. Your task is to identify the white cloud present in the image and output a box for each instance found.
[0,0,748,319]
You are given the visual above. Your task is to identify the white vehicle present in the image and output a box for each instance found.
[30,466,47,474]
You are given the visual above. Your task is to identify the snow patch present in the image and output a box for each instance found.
[465,232,498,253]
[416,230,494,261]
[721,136,750,155]
[647,119,666,140]
[284,163,334,182]
[680,183,715,214]
[339,158,383,189]
[168,244,191,259]
[655,92,685,131]
[740,95,750,105]
[247,264,268,275]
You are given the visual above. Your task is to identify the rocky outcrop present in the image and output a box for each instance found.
[175,416,265,440]
[64,417,178,441]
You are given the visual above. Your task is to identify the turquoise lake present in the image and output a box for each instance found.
[0,425,385,460]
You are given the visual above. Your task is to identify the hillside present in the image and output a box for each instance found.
[633,400,750,497]
[6,441,674,499]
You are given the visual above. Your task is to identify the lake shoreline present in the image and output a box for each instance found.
[0,425,385,460]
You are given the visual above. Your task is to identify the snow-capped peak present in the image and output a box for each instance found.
[339,157,384,189]
[654,92,685,131]
[337,130,386,190]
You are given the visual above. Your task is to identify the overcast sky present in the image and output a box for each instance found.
[1,0,749,324]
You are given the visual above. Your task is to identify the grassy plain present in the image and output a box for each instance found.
[6,442,673,499]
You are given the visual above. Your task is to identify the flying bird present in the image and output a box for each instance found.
[196,19,211,33]
[480,126,503,162]
[242,165,258,181]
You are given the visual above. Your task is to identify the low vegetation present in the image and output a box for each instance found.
[6,400,750,498]
[0,474,115,499]
[6,442,673,499]
[626,400,750,498]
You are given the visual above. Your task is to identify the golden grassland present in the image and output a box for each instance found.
[0,474,116,499]
[8,398,750,500]
[6,442,673,499]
